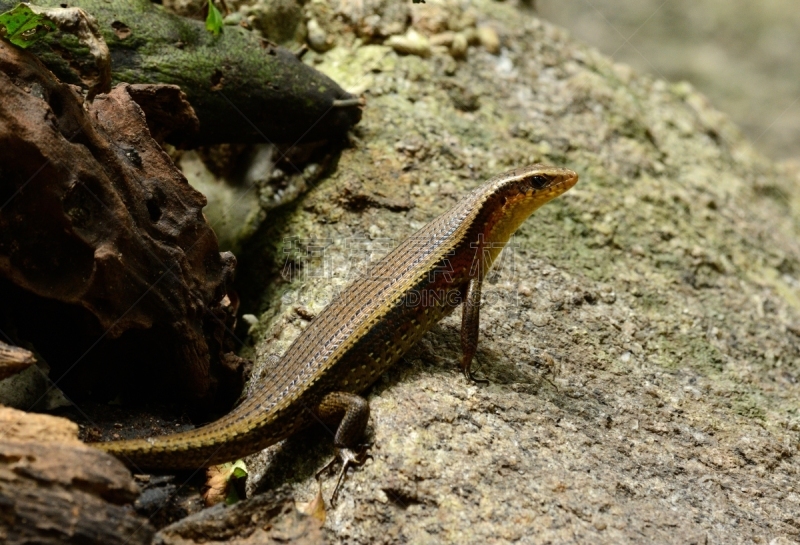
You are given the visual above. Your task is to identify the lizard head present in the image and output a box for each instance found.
[514,164,579,199]
[482,163,578,235]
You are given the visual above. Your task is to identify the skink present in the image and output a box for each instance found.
[95,164,578,489]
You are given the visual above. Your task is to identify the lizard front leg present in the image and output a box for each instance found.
[460,275,488,383]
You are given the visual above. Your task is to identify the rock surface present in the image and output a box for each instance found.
[538,0,800,161]
[232,0,800,542]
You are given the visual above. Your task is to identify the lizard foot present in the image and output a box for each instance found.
[315,444,371,505]
[463,367,489,384]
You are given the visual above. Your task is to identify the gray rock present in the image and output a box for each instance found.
[238,0,800,542]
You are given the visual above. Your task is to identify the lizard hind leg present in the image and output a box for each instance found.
[314,391,372,504]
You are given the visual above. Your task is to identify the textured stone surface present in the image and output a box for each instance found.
[232,0,800,542]
[538,0,800,161]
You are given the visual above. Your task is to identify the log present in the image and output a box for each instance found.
[0,406,155,545]
[0,0,362,146]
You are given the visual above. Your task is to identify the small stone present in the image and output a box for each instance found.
[477,25,500,54]
[450,8,477,32]
[162,0,204,18]
[430,31,455,47]
[450,32,468,59]
[386,29,431,58]
[242,314,259,326]
[307,19,334,52]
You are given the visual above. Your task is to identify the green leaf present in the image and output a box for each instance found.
[224,484,241,504]
[0,4,56,48]
[230,459,248,479]
[205,1,223,36]
[224,460,247,504]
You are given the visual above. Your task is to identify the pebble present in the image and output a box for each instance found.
[307,19,334,52]
[386,29,432,58]
[477,25,500,54]
[450,32,468,59]
[430,31,455,47]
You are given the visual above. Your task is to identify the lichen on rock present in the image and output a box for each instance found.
[234,0,800,542]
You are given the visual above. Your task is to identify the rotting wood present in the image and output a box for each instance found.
[0,406,154,545]
[0,340,35,380]
[0,40,245,410]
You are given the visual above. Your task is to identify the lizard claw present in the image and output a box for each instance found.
[316,444,372,505]
[463,367,489,384]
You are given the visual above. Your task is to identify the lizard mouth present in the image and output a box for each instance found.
[551,167,579,193]
[530,167,579,203]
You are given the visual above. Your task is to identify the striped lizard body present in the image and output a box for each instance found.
[94,165,578,483]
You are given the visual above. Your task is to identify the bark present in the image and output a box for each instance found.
[153,486,321,545]
[0,40,243,409]
[0,340,34,380]
[0,406,154,545]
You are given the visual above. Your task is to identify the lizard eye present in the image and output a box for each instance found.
[530,175,548,189]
